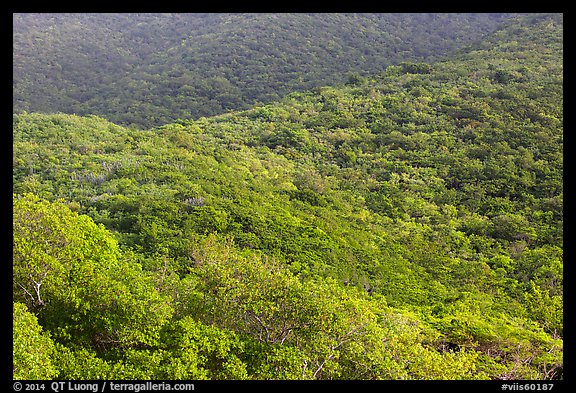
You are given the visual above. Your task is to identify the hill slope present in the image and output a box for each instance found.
[13,13,515,128]
[13,13,562,380]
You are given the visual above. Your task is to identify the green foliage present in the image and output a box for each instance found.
[399,62,433,74]
[13,302,58,380]
[12,13,562,380]
[13,194,174,350]
[159,316,248,379]
[14,13,515,128]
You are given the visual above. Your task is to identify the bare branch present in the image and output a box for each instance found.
[312,353,335,379]
[16,282,36,305]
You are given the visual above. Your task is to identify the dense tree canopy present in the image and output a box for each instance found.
[13,13,515,128]
[13,13,562,381]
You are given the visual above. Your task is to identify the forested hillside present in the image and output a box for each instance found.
[13,13,562,381]
[13,13,515,128]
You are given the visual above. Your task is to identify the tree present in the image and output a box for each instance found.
[13,193,174,350]
[13,302,58,379]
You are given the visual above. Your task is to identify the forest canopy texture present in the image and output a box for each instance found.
[13,13,563,380]
[14,13,515,129]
